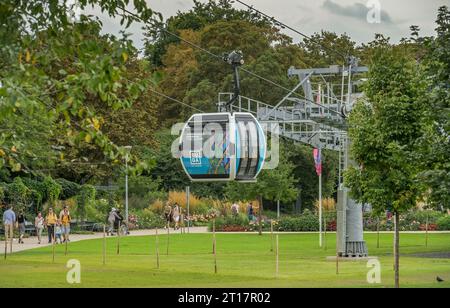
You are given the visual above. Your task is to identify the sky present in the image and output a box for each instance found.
[85,0,448,50]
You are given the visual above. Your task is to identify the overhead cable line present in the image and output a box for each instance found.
[120,6,343,117]
[233,0,349,61]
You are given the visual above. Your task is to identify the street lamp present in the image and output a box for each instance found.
[124,146,132,224]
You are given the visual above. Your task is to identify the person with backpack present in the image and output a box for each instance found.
[59,206,71,243]
[17,210,26,244]
[45,208,58,244]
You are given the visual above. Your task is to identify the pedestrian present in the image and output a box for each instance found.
[164,202,172,229]
[2,205,15,245]
[114,210,124,235]
[45,208,58,244]
[172,203,181,230]
[17,210,26,244]
[59,206,71,243]
[34,212,45,244]
[231,203,239,216]
[247,203,254,221]
[55,221,63,244]
[107,208,120,236]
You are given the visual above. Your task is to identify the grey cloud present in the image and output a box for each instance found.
[322,0,394,24]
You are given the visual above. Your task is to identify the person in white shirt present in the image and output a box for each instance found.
[34,212,45,244]
[172,203,181,231]
[231,203,240,216]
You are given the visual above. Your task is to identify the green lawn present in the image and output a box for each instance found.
[1,232,449,288]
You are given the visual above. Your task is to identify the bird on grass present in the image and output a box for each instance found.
[436,276,444,283]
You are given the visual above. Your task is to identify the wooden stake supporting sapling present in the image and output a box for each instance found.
[4,224,9,260]
[52,225,56,263]
[275,234,279,278]
[270,221,274,252]
[166,225,170,256]
[10,224,13,254]
[213,217,217,274]
[425,212,429,248]
[376,216,380,249]
[117,222,121,255]
[103,224,106,265]
[156,227,160,269]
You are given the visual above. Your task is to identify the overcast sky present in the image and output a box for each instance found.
[86,0,448,50]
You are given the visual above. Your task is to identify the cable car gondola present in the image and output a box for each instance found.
[179,51,266,182]
[179,112,266,182]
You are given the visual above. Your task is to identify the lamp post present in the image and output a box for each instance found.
[124,146,132,224]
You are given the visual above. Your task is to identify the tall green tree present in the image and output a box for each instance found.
[0,0,158,182]
[144,0,271,67]
[345,37,427,288]
[415,6,450,208]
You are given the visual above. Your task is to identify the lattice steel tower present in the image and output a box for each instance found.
[219,57,369,257]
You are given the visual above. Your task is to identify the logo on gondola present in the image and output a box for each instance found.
[190,151,202,165]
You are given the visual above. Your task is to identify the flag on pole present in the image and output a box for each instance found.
[313,148,322,176]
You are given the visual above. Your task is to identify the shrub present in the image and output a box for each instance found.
[277,210,320,232]
[133,208,165,229]
[437,215,450,231]
[209,214,250,232]
[149,199,164,214]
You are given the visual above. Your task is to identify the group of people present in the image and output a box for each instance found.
[2,205,71,245]
[231,202,255,221]
[164,202,182,230]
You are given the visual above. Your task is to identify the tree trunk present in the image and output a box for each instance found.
[258,196,263,236]
[394,213,400,288]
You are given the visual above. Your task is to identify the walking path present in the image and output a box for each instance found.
[2,228,449,254]
[1,227,208,254]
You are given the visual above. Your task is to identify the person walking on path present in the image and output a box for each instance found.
[172,203,181,231]
[231,203,240,216]
[247,203,254,221]
[34,212,44,244]
[55,221,63,244]
[164,202,172,229]
[3,205,16,245]
[45,208,58,244]
[17,210,26,244]
[114,210,124,235]
[107,208,120,236]
[59,206,71,243]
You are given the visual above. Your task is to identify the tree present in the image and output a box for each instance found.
[345,37,427,288]
[144,0,271,67]
[415,6,450,209]
[0,0,158,182]
[76,184,96,223]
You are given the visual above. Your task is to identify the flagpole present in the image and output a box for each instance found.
[319,159,322,248]
[314,146,323,248]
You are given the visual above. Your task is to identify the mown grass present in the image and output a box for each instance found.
[0,232,449,288]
